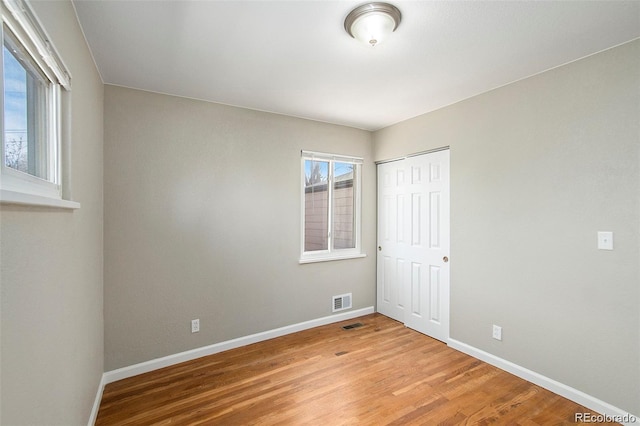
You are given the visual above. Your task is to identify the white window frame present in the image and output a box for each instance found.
[300,150,365,264]
[0,0,77,209]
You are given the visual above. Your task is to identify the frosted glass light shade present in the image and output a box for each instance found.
[351,13,395,46]
[344,3,401,47]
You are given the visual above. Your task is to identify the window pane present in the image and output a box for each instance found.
[3,29,49,180]
[304,160,329,251]
[333,162,356,249]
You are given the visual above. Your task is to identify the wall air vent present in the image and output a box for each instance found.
[332,293,352,312]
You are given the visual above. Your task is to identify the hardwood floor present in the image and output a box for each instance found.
[96,314,616,425]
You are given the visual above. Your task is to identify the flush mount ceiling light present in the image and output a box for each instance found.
[344,2,401,47]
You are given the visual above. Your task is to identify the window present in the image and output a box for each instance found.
[0,0,73,206]
[300,151,364,263]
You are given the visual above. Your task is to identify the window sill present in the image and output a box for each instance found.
[299,253,367,264]
[0,189,80,210]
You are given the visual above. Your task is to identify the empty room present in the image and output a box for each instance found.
[0,0,638,425]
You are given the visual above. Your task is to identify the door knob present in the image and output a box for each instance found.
[378,246,382,251]
[443,256,449,263]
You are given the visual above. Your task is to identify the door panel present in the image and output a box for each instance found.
[376,161,407,322]
[377,150,450,342]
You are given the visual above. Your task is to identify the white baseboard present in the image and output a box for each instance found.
[100,306,374,387]
[88,307,373,424]
[448,338,639,426]
[90,309,636,426]
[88,373,106,426]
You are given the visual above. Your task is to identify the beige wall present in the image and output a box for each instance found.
[103,85,376,370]
[0,1,104,425]
[373,40,640,415]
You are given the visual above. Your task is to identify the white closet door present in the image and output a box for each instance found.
[377,150,450,342]
[376,160,409,322]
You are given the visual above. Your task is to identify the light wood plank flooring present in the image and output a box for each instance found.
[96,313,616,425]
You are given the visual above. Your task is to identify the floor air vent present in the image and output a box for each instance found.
[342,322,363,330]
[332,293,352,312]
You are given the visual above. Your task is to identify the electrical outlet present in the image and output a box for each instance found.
[492,324,502,341]
[191,319,200,333]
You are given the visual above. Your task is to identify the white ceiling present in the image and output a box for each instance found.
[72,0,640,131]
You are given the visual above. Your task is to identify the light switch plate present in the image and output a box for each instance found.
[597,232,613,250]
